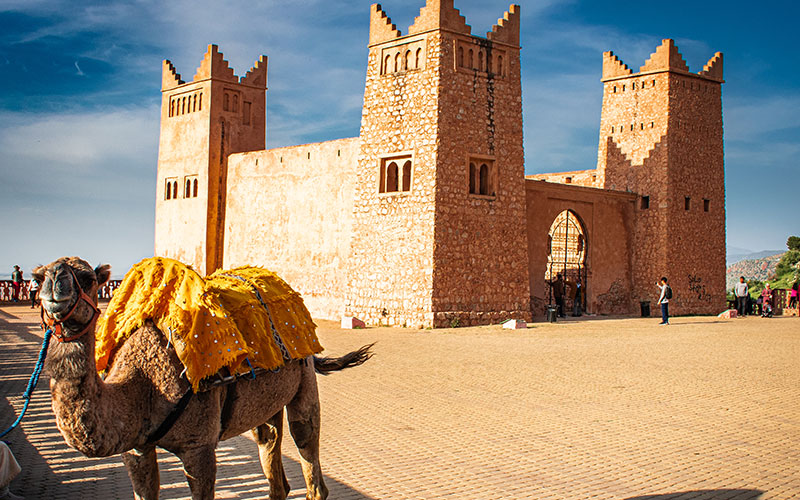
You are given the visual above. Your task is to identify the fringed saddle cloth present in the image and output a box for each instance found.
[95,257,323,391]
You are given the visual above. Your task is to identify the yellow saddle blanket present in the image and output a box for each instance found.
[95,257,322,391]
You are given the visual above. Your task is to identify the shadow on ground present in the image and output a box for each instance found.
[1,313,372,500]
[625,489,764,500]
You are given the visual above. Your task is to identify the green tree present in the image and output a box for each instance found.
[788,236,800,251]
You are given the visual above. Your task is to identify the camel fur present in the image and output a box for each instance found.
[34,257,371,500]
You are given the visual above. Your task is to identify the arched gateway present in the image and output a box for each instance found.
[545,210,588,311]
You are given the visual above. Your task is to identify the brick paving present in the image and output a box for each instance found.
[1,304,798,499]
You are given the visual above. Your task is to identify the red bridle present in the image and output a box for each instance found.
[41,267,101,342]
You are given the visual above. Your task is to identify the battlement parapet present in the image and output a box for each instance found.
[486,5,520,46]
[408,0,470,36]
[162,60,185,91]
[602,39,724,83]
[370,4,402,46]
[240,55,269,88]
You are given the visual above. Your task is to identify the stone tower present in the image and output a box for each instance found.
[345,1,531,328]
[155,45,267,275]
[597,39,726,314]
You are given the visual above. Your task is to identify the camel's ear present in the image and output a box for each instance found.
[94,264,111,286]
[32,265,45,284]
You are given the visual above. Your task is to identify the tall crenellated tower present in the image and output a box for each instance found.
[345,1,530,328]
[597,39,726,314]
[155,45,267,275]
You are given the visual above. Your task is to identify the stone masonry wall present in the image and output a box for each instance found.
[345,31,440,328]
[223,138,359,320]
[526,170,598,188]
[665,73,726,314]
[431,30,531,327]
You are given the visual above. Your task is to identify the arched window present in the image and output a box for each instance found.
[402,161,412,191]
[232,94,239,113]
[169,100,174,117]
[166,182,171,200]
[185,179,191,198]
[404,50,411,71]
[468,49,474,69]
[192,94,197,112]
[379,163,386,193]
[192,179,198,198]
[223,93,229,111]
[416,48,422,69]
[458,47,464,67]
[479,50,485,72]
[394,53,400,73]
[384,54,391,74]
[479,163,489,195]
[497,55,504,76]
[172,181,178,199]
[182,96,186,114]
[469,162,476,194]
[387,162,398,192]
[198,93,202,110]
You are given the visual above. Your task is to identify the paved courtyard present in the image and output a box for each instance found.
[1,304,798,499]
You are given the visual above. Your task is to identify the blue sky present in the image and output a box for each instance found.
[1,0,798,277]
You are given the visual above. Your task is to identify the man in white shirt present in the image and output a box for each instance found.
[734,276,749,317]
[657,277,670,325]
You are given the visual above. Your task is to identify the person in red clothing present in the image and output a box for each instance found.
[10,265,22,303]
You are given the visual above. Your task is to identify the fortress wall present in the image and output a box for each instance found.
[223,137,360,320]
[525,180,636,316]
[526,170,598,188]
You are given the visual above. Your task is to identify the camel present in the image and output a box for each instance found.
[33,256,371,500]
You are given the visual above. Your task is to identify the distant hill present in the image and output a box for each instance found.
[726,253,784,290]
[726,249,783,266]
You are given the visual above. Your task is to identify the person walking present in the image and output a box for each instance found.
[29,275,40,308]
[657,276,671,325]
[10,266,22,303]
[734,276,749,317]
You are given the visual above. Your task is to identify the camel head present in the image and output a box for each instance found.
[33,257,111,335]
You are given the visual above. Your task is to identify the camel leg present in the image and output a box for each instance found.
[122,447,160,500]
[252,409,291,500]
[287,360,328,500]
[176,445,217,500]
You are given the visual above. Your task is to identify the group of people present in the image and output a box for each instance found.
[734,276,799,318]
[8,266,39,308]
[547,273,584,318]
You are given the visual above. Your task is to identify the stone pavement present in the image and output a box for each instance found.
[1,304,798,499]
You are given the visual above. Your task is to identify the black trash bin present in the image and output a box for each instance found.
[640,301,651,317]
[546,306,558,323]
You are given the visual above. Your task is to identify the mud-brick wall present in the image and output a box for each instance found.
[223,138,359,320]
[525,180,636,316]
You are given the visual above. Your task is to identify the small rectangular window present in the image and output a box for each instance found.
[468,157,496,197]
[379,154,413,194]
[565,177,572,184]
[641,195,650,210]
[685,196,691,211]
[703,199,710,212]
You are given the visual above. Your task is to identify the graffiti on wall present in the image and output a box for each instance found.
[688,274,713,301]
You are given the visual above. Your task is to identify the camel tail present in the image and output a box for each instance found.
[313,343,374,375]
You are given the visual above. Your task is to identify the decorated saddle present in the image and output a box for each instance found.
[95,257,323,391]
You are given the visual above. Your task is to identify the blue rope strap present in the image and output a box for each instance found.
[0,328,53,439]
